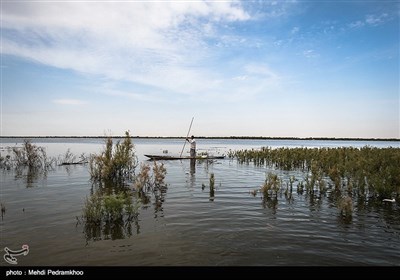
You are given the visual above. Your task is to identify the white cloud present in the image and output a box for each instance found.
[53,99,86,105]
[2,1,253,98]
[348,13,390,29]
[365,13,388,26]
[219,63,281,101]
[303,49,319,58]
[291,26,300,34]
[348,20,364,29]
[244,63,279,80]
[233,75,248,81]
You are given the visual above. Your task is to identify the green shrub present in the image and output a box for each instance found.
[89,131,138,184]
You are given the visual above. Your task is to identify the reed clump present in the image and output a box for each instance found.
[261,172,280,198]
[82,160,167,242]
[133,161,167,193]
[133,163,152,192]
[0,140,88,172]
[82,131,168,240]
[132,160,168,213]
[83,191,139,225]
[0,140,55,170]
[81,190,140,241]
[284,175,296,198]
[153,161,167,187]
[231,146,400,199]
[89,131,138,185]
[0,140,57,187]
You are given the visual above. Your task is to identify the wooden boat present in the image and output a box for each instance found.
[144,154,225,160]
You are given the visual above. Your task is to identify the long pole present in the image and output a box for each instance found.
[180,117,194,157]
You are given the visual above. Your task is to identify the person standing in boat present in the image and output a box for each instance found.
[186,135,196,158]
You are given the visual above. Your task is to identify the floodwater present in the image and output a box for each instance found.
[1,138,399,266]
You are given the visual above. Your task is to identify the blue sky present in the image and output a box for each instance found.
[1,0,399,138]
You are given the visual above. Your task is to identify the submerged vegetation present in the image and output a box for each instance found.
[0,140,88,170]
[0,133,169,241]
[230,146,400,222]
[132,161,167,211]
[133,161,167,192]
[80,131,168,241]
[3,136,397,241]
[229,146,400,199]
[89,131,138,185]
[80,190,140,241]
[0,140,58,187]
[261,172,280,198]
[0,140,55,170]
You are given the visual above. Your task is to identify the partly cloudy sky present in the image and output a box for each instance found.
[1,0,399,138]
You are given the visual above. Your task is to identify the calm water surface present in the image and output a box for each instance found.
[1,138,399,266]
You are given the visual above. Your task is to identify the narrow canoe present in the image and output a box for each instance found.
[144,154,225,160]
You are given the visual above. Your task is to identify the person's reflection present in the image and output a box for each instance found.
[189,158,196,188]
[190,158,196,175]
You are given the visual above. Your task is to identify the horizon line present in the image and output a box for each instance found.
[0,135,399,141]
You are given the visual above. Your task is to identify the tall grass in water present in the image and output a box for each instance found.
[233,146,400,220]
[153,161,167,187]
[85,131,138,240]
[133,161,167,192]
[82,190,140,241]
[82,133,168,240]
[0,140,56,187]
[89,131,138,185]
[152,161,168,213]
[0,140,87,171]
[231,146,400,200]
[0,140,55,170]
[133,161,168,207]
[133,163,152,192]
[261,172,280,198]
